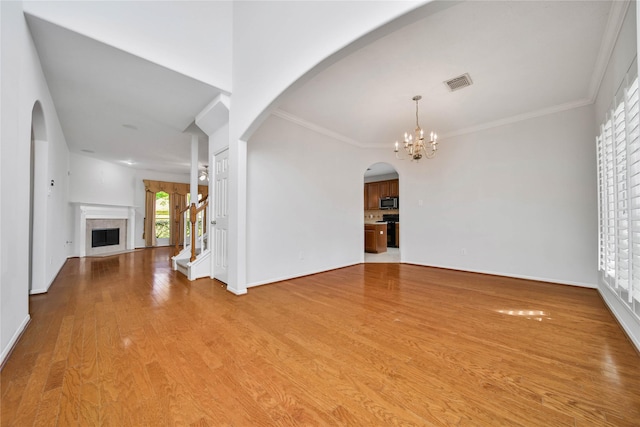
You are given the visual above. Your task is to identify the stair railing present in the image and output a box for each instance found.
[174,203,190,256]
[191,198,209,262]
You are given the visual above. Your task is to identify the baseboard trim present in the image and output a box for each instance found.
[401,260,597,289]
[246,261,362,289]
[30,257,69,295]
[598,284,640,353]
[226,287,248,296]
[0,315,31,370]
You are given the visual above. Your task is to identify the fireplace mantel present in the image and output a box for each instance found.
[75,204,135,257]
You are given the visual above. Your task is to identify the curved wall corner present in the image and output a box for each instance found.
[230,1,442,143]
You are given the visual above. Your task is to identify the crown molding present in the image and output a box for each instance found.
[271,109,367,148]
[438,98,593,140]
[274,96,593,149]
[588,0,631,102]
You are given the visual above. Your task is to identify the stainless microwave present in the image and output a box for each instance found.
[380,197,398,210]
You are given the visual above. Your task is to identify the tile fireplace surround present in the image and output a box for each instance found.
[75,204,135,257]
[85,219,127,256]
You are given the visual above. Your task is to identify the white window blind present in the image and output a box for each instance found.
[597,75,640,307]
[627,77,640,303]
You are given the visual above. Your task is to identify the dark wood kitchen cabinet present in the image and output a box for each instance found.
[389,179,399,197]
[365,223,387,253]
[379,180,390,199]
[365,182,380,210]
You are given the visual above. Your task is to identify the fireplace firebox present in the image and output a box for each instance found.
[92,228,120,248]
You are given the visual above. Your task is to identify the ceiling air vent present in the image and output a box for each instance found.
[444,73,473,92]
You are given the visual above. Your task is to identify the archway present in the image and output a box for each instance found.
[363,162,400,263]
[29,101,48,295]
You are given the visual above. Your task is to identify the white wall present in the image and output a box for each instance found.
[247,105,597,289]
[400,105,597,287]
[230,0,425,293]
[68,153,191,252]
[246,115,367,286]
[69,153,137,206]
[22,1,233,92]
[1,1,71,364]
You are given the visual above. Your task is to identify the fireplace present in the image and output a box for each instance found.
[74,204,135,258]
[92,228,120,248]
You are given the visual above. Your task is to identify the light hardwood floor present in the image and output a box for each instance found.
[1,247,639,426]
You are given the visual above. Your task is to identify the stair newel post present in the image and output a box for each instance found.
[174,204,180,256]
[190,202,197,262]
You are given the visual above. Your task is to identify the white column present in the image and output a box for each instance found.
[227,132,248,295]
[190,134,199,203]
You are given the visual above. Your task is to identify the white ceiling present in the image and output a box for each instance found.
[25,14,219,174]
[24,1,616,175]
[278,0,613,147]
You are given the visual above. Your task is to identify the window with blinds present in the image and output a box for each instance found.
[597,75,640,311]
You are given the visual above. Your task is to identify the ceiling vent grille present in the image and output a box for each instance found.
[444,73,473,92]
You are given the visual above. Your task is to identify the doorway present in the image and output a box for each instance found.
[364,162,400,263]
[213,148,229,284]
[29,101,48,296]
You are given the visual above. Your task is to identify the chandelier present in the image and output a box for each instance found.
[394,95,438,161]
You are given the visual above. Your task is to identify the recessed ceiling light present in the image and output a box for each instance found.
[81,149,95,153]
[123,160,135,166]
[122,124,138,130]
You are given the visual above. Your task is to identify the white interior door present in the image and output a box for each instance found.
[213,148,229,284]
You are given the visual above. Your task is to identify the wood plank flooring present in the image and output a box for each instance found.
[1,247,639,426]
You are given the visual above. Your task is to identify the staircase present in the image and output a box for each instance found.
[173,245,211,280]
[172,198,211,280]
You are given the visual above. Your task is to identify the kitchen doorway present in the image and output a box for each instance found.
[364,162,400,263]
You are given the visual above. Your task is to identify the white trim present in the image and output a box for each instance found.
[30,250,68,295]
[0,315,31,368]
[402,260,598,289]
[226,287,248,296]
[213,145,229,156]
[599,281,640,352]
[275,98,593,149]
[195,94,230,138]
[76,204,135,257]
[272,109,367,148]
[438,98,593,140]
[588,0,632,103]
[246,261,361,289]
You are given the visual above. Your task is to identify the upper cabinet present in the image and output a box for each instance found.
[389,179,399,197]
[364,179,399,209]
[366,182,380,210]
[379,180,390,199]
